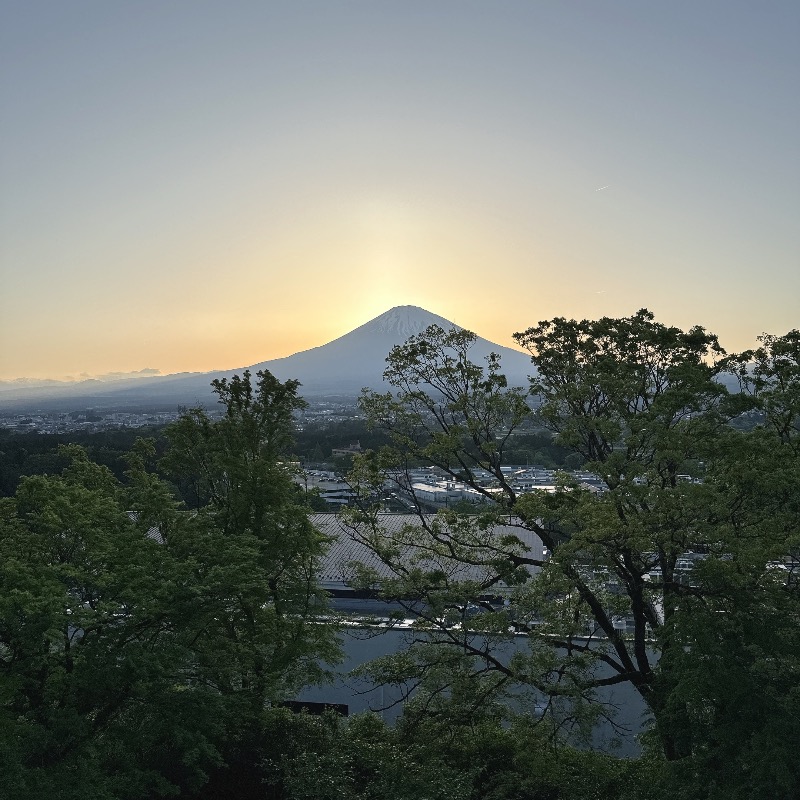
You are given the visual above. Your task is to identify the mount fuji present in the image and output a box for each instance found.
[0,307,535,411]
[247,305,533,394]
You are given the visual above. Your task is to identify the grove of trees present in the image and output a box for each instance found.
[347,310,800,799]
[0,312,797,799]
[0,371,338,799]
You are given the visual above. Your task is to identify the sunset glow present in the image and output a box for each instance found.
[1,2,798,381]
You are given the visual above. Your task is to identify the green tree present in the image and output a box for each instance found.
[261,708,648,800]
[0,370,339,799]
[0,446,225,799]
[350,312,799,786]
[648,328,800,798]
[161,370,336,707]
[160,370,339,797]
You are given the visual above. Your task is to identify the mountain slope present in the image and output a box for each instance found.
[248,306,533,393]
[0,306,534,411]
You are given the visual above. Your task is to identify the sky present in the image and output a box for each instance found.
[1,1,798,381]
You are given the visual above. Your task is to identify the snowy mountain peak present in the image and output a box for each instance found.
[360,306,461,338]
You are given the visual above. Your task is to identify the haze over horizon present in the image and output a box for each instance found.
[0,305,541,411]
[2,2,798,381]
[0,304,517,388]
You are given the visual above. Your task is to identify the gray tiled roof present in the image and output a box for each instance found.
[311,513,544,591]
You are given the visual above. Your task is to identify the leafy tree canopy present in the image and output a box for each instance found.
[0,370,339,799]
[350,311,800,797]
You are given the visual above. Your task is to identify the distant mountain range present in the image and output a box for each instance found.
[0,306,535,412]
